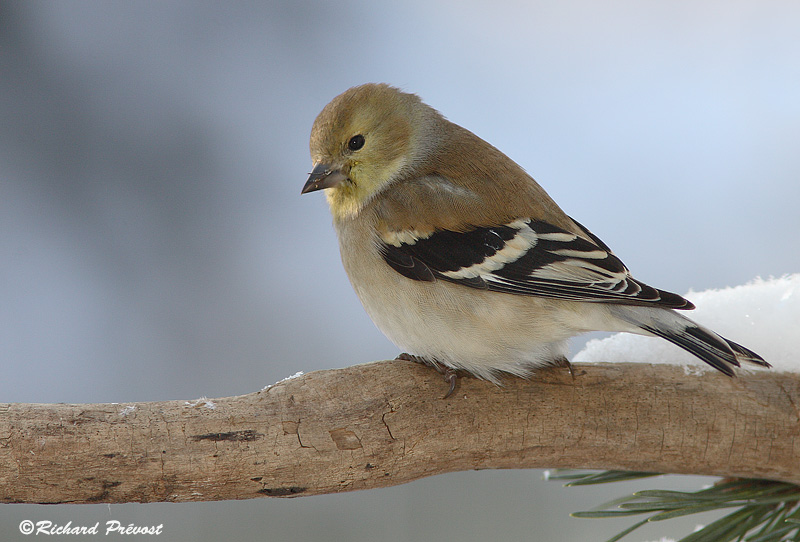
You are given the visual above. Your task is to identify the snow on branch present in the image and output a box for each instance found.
[577,274,800,370]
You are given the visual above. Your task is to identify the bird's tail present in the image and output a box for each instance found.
[609,306,770,375]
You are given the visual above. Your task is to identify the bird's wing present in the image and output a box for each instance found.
[379,217,693,309]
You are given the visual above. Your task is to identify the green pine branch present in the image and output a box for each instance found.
[548,471,800,542]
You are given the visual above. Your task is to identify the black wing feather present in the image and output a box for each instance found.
[379,218,693,309]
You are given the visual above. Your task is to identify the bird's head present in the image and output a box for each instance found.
[302,83,435,220]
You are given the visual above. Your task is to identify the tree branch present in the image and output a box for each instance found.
[1,361,798,504]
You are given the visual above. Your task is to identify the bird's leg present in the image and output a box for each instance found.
[440,368,458,399]
[552,355,575,379]
[396,353,458,398]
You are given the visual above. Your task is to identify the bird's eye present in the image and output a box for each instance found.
[348,134,365,151]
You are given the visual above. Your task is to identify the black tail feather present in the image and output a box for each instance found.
[725,338,771,368]
[610,306,769,376]
[640,324,747,376]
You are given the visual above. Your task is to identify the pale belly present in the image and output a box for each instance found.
[335,217,621,381]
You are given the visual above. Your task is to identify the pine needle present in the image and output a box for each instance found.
[547,471,800,542]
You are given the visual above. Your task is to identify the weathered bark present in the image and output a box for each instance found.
[1,361,797,504]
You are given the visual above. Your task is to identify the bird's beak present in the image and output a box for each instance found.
[301,163,348,194]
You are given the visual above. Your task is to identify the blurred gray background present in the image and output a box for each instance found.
[1,1,798,541]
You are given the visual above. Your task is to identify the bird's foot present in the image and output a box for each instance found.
[552,355,576,379]
[396,353,458,398]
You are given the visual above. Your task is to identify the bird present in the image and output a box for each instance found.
[301,83,768,396]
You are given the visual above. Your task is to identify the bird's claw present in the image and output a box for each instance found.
[396,353,458,398]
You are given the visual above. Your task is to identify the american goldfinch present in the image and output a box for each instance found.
[302,83,768,394]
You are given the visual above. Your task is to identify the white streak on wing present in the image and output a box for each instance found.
[507,219,532,230]
[531,262,600,282]
[537,232,576,242]
[483,275,516,288]
[530,260,626,285]
[381,229,433,247]
[567,259,627,277]
[441,223,538,280]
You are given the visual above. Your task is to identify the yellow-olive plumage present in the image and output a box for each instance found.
[303,83,767,384]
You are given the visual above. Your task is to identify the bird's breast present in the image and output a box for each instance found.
[330,212,594,379]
